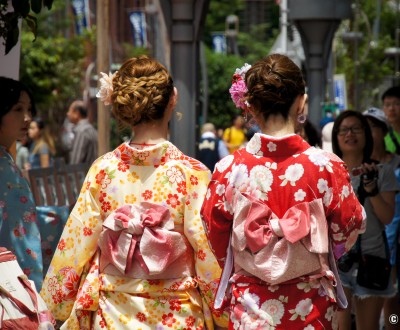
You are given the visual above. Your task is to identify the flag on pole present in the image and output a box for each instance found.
[129,11,147,48]
[71,0,89,35]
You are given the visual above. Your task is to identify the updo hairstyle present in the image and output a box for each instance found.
[111,56,174,127]
[244,54,305,121]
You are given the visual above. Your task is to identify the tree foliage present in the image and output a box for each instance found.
[203,0,279,129]
[0,0,54,54]
[18,1,94,156]
[334,0,399,110]
[19,1,94,120]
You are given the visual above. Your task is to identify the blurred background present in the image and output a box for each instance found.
[0,0,399,156]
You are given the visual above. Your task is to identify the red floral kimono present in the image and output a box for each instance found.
[201,133,365,330]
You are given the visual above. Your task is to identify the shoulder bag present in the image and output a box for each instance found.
[356,232,392,291]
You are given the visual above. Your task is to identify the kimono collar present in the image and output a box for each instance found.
[0,144,13,161]
[245,133,310,157]
[113,141,208,170]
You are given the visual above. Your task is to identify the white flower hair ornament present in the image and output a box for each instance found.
[229,63,251,111]
[96,71,117,106]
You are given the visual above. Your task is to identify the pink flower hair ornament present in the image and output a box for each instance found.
[229,63,251,111]
[96,71,118,106]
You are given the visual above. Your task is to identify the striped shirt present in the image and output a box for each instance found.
[69,119,98,165]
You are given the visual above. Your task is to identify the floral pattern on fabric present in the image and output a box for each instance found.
[0,146,43,290]
[40,141,228,329]
[36,205,70,275]
[201,133,365,330]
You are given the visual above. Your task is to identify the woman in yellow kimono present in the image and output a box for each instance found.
[40,56,227,329]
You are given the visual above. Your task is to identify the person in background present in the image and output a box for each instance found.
[217,127,224,140]
[66,100,98,165]
[40,56,227,329]
[362,107,400,329]
[362,107,400,173]
[201,54,365,329]
[332,110,397,330]
[321,121,334,153]
[297,119,322,148]
[223,114,247,154]
[198,122,229,171]
[27,117,56,169]
[0,76,44,290]
[60,116,75,163]
[15,133,30,170]
[382,86,400,155]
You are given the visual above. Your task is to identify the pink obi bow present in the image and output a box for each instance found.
[231,194,329,284]
[98,203,186,275]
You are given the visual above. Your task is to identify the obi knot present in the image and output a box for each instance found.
[98,203,186,275]
[242,194,328,254]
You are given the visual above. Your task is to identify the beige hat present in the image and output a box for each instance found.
[321,122,334,152]
[362,107,389,130]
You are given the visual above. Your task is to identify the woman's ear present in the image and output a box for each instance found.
[297,94,308,116]
[168,87,178,112]
[165,87,178,121]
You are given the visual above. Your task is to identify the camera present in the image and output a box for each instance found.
[362,170,378,181]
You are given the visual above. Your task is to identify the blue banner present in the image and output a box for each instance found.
[129,11,147,48]
[71,0,88,35]
[334,74,347,111]
[212,32,226,54]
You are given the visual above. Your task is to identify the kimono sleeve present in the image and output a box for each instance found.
[200,168,234,267]
[39,162,102,321]
[327,161,365,259]
[183,168,228,328]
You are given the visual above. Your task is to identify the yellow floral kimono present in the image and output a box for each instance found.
[40,141,228,329]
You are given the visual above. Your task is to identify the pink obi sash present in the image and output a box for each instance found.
[231,194,329,285]
[98,203,194,279]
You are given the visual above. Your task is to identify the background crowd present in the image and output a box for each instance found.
[1,58,400,329]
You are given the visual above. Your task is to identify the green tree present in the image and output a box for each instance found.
[0,0,54,54]
[334,0,398,110]
[203,0,279,128]
[18,1,94,156]
[204,47,244,129]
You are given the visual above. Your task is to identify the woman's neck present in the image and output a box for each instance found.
[259,114,296,137]
[342,153,364,171]
[0,138,13,152]
[130,121,168,145]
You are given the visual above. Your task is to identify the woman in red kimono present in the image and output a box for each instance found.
[201,54,365,330]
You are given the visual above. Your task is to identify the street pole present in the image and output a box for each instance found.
[280,0,288,54]
[160,0,210,157]
[96,0,110,156]
[288,0,352,127]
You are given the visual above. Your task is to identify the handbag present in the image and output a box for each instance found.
[0,248,55,330]
[356,232,392,291]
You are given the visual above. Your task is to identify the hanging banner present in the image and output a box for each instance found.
[334,74,348,111]
[211,32,226,54]
[129,11,147,48]
[71,0,89,34]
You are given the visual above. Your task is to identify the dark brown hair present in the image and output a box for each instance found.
[0,76,36,122]
[332,110,373,162]
[111,56,174,127]
[244,54,305,121]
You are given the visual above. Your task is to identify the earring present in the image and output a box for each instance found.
[297,114,307,124]
[242,111,248,122]
[175,111,183,121]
